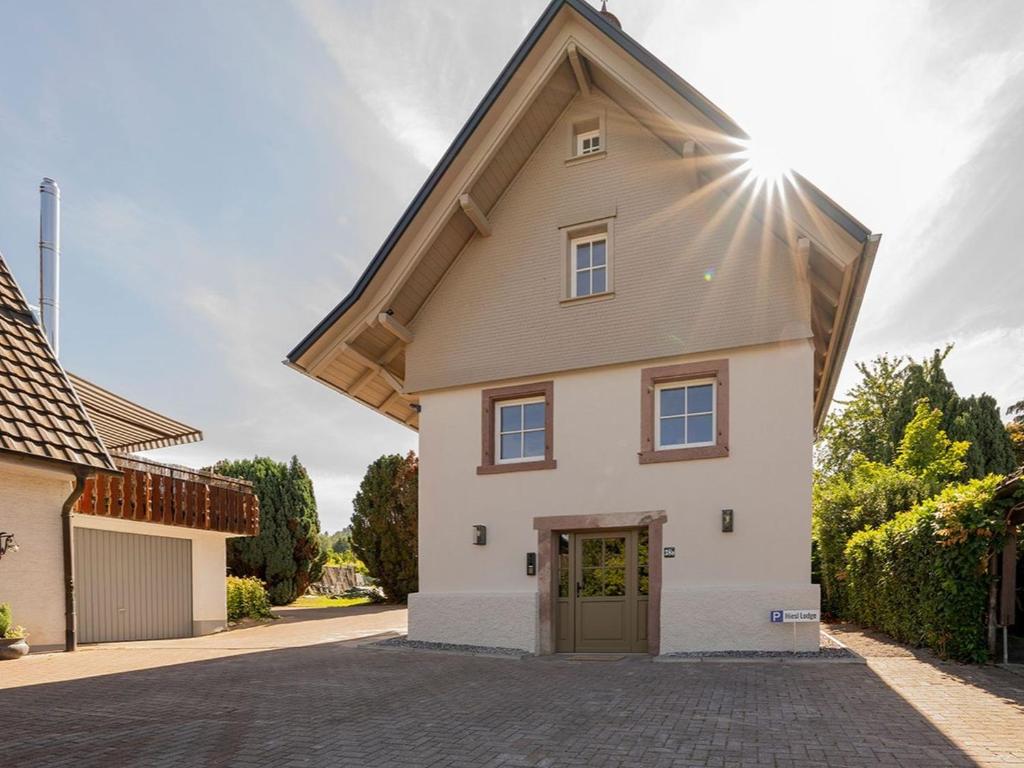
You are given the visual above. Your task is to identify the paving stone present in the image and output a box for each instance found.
[0,612,1022,767]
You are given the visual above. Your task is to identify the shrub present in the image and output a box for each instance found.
[843,476,1007,662]
[813,459,925,616]
[0,603,25,639]
[226,576,275,622]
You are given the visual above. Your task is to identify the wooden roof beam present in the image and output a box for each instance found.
[341,342,406,394]
[808,267,840,307]
[567,43,591,97]
[682,140,700,191]
[350,368,377,397]
[379,339,404,365]
[459,193,492,237]
[378,311,414,344]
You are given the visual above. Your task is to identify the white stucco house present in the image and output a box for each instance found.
[0,250,258,652]
[286,0,878,654]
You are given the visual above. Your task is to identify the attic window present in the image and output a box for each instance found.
[577,129,601,156]
[568,116,605,161]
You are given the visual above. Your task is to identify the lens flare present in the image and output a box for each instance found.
[738,138,790,185]
[703,268,715,282]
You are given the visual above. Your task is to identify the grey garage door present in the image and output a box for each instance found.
[74,528,192,643]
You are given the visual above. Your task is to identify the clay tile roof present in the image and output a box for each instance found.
[0,252,116,474]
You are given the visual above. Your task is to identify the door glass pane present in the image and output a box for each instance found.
[637,529,649,567]
[582,538,602,567]
[592,267,606,294]
[500,404,521,432]
[558,534,569,598]
[603,568,626,596]
[604,537,625,568]
[688,413,714,444]
[687,384,714,414]
[499,433,521,460]
[581,568,602,597]
[638,567,649,596]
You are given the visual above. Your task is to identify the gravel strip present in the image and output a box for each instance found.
[369,636,531,658]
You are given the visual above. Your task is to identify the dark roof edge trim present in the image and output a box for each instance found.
[288,0,870,363]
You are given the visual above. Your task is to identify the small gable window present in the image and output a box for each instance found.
[567,114,606,163]
[576,129,601,156]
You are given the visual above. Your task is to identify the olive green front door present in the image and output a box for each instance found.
[556,529,649,653]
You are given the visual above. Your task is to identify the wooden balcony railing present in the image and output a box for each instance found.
[74,454,259,536]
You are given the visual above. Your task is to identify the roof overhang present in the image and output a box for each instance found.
[286,0,877,434]
[68,373,203,453]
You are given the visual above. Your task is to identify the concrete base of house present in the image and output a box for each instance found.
[659,584,820,653]
[408,592,538,652]
[409,583,820,655]
[192,620,226,636]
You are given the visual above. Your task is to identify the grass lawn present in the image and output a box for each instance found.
[289,595,372,609]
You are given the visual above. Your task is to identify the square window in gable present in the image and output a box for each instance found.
[568,115,606,161]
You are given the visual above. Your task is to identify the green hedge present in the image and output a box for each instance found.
[226,576,274,622]
[843,476,1005,662]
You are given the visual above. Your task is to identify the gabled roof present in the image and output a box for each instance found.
[67,373,203,453]
[0,253,117,475]
[287,0,879,432]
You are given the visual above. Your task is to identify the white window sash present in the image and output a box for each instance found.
[654,380,716,450]
[570,234,608,298]
[576,129,601,156]
[496,396,546,464]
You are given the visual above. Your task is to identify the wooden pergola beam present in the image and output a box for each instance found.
[567,43,591,97]
[378,312,414,344]
[459,193,492,237]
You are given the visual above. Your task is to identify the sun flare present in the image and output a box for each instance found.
[738,138,791,185]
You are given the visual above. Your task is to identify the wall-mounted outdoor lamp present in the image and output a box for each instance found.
[0,532,18,561]
[526,552,536,576]
[472,525,487,545]
[722,509,734,533]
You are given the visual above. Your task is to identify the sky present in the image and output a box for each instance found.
[1,0,1022,532]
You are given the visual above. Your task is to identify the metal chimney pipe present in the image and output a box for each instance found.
[39,177,60,357]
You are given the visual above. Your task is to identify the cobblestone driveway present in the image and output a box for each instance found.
[2,610,1023,767]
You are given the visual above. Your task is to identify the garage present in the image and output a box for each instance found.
[74,528,193,643]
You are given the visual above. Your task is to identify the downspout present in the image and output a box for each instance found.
[61,473,87,652]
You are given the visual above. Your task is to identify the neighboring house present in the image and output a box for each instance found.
[286,0,878,654]
[0,253,257,651]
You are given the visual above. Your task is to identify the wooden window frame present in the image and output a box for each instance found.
[576,128,601,156]
[561,218,615,304]
[478,381,556,474]
[654,378,716,450]
[569,232,609,299]
[639,359,729,464]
